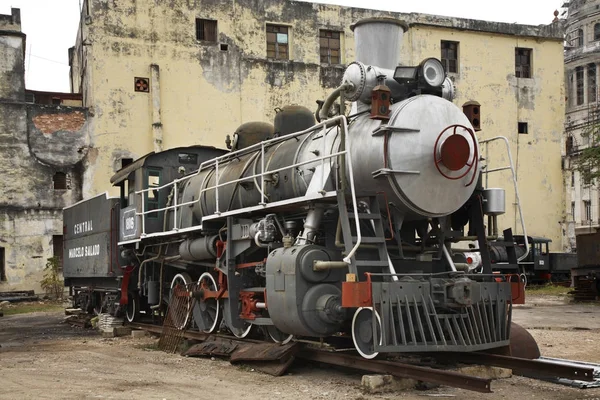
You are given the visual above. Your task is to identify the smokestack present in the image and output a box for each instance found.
[351,18,408,69]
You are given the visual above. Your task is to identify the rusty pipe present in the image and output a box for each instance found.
[313,260,349,271]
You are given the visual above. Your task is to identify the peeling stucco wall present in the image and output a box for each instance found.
[72,0,565,250]
[0,9,90,290]
[563,0,600,251]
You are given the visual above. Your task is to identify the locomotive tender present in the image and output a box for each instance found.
[65,19,521,359]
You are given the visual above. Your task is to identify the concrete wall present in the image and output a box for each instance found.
[0,8,90,291]
[72,0,565,249]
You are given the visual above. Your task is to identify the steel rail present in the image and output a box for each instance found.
[442,352,595,382]
[296,349,492,393]
[127,322,491,393]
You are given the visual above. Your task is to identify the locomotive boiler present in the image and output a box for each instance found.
[65,18,525,359]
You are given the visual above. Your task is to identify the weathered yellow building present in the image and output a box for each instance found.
[70,0,565,249]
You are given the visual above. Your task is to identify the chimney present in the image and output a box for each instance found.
[351,18,408,69]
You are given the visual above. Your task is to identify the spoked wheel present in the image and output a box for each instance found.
[169,272,193,329]
[192,272,222,333]
[352,307,382,359]
[125,292,139,323]
[223,298,253,338]
[266,326,294,345]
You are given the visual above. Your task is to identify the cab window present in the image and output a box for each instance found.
[146,168,161,218]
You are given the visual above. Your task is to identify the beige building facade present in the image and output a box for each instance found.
[70,0,565,250]
[563,0,600,250]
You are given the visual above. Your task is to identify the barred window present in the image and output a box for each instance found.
[266,24,289,60]
[319,30,341,64]
[576,66,584,105]
[515,48,532,78]
[53,172,67,190]
[584,200,592,221]
[589,63,597,103]
[196,19,217,42]
[441,41,458,73]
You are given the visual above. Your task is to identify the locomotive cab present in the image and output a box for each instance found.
[110,146,227,242]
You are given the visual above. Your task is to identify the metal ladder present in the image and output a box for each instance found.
[338,192,391,279]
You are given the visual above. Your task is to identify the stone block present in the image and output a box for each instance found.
[457,365,512,379]
[361,374,417,393]
[131,329,147,339]
[114,326,132,337]
[101,328,116,338]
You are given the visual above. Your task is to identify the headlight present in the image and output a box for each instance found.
[420,58,445,87]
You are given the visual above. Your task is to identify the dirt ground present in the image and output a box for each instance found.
[1,296,600,400]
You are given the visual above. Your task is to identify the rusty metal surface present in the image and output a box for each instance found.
[297,349,492,393]
[158,284,196,353]
[508,322,540,359]
[230,342,299,362]
[183,339,240,357]
[235,355,296,377]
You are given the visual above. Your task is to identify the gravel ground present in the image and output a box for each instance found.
[1,297,600,400]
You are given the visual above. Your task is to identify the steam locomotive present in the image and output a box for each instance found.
[64,19,522,359]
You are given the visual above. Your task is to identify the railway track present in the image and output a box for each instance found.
[127,321,595,393]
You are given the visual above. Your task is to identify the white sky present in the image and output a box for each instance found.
[1,0,565,93]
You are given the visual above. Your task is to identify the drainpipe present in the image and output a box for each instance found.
[150,64,163,152]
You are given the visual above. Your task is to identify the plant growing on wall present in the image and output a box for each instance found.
[40,256,64,300]
[576,123,600,185]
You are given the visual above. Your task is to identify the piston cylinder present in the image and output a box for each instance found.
[179,235,218,261]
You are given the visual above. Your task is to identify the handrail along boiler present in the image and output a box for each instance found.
[70,19,525,359]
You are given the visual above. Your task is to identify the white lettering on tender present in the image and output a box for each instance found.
[67,244,101,258]
[73,220,93,235]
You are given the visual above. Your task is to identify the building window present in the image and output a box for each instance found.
[576,66,585,105]
[572,171,576,187]
[53,172,67,190]
[319,30,341,64]
[518,122,528,134]
[589,63,597,103]
[515,48,532,78]
[595,24,600,41]
[572,201,576,220]
[266,24,289,60]
[196,19,217,42]
[566,136,575,154]
[578,28,584,46]
[584,200,592,221]
[52,235,63,265]
[0,247,5,282]
[441,41,458,73]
